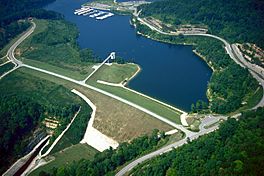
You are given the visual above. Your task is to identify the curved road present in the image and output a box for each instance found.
[5,18,264,176]
[136,14,264,109]
[115,15,264,176]
[5,21,194,136]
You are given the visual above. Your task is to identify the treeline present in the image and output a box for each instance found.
[46,104,80,147]
[0,94,80,174]
[0,0,63,52]
[130,108,264,176]
[193,38,259,113]
[139,0,264,48]
[37,130,170,176]
[134,19,260,114]
[49,102,92,154]
[0,0,61,26]
[0,95,43,174]
[0,21,30,50]
[21,20,101,65]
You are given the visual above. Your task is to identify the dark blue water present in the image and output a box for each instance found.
[45,0,212,111]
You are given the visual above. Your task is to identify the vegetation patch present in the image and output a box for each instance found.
[0,0,63,57]
[133,19,261,114]
[17,19,99,80]
[0,69,91,174]
[130,108,264,176]
[139,0,264,48]
[19,67,173,142]
[34,130,183,176]
[30,144,98,176]
[0,62,14,75]
[89,63,139,84]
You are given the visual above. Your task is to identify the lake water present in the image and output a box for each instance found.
[45,0,212,111]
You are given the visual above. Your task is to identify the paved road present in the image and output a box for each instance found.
[6,21,193,136]
[6,18,264,176]
[40,108,81,158]
[115,16,264,176]
[7,21,36,67]
[136,14,264,109]
[116,124,218,176]
[1,21,36,80]
[199,115,227,131]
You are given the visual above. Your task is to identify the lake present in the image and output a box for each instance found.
[45,0,212,111]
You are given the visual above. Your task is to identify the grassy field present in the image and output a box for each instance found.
[0,68,81,107]
[89,82,182,124]
[87,63,182,124]
[0,62,14,75]
[30,144,98,176]
[23,59,93,80]
[89,63,139,83]
[19,67,173,141]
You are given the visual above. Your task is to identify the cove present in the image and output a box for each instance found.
[45,0,212,111]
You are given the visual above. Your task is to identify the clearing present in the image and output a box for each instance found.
[87,63,183,124]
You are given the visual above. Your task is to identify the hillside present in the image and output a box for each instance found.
[139,0,264,48]
[130,108,264,175]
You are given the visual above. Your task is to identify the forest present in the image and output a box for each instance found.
[0,94,80,174]
[24,20,101,64]
[134,19,260,114]
[130,107,264,176]
[37,107,264,176]
[35,130,171,176]
[0,0,62,52]
[193,38,259,113]
[139,0,264,49]
[0,95,43,174]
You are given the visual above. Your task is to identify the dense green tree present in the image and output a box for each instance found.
[131,108,264,176]
[139,0,264,48]
[0,0,63,52]
[37,129,169,176]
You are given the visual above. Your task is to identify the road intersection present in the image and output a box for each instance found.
[2,18,264,176]
[115,15,264,176]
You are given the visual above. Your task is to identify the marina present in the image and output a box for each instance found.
[83,10,98,16]
[45,0,212,111]
[74,6,114,20]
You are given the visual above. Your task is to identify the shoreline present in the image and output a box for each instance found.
[192,50,215,72]
[132,19,216,105]
[123,63,141,86]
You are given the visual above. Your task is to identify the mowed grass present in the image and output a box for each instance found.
[87,63,182,124]
[90,83,181,124]
[30,144,98,176]
[89,63,139,83]
[19,67,174,142]
[23,59,93,80]
[0,62,14,75]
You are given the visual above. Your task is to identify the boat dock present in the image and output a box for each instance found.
[74,6,114,20]
[96,12,114,20]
